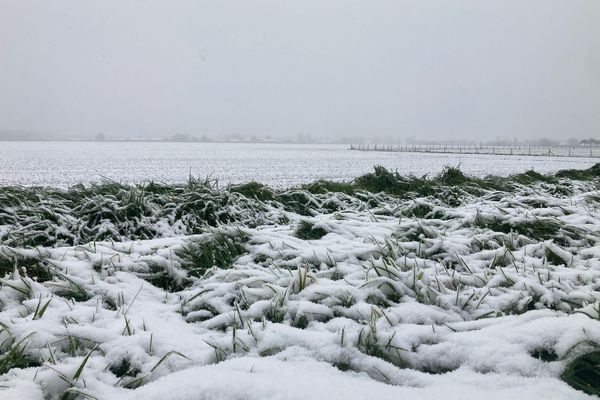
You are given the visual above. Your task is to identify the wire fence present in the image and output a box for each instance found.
[349,144,600,158]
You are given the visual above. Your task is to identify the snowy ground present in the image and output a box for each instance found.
[1,141,598,188]
[1,167,599,399]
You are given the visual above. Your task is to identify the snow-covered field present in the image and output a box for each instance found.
[1,141,598,187]
[1,166,599,399]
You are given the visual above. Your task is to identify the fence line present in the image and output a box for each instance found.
[349,144,600,158]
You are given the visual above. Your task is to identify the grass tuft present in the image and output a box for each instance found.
[176,230,248,278]
[561,351,600,395]
[0,333,41,375]
[295,220,328,241]
[0,252,53,282]
[229,182,274,201]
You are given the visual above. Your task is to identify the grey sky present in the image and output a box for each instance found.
[1,0,599,141]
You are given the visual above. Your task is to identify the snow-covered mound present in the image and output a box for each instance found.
[1,166,599,399]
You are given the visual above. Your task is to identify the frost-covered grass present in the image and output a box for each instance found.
[1,165,600,399]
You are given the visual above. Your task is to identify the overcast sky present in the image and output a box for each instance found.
[1,0,599,141]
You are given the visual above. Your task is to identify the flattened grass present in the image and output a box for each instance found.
[0,163,598,247]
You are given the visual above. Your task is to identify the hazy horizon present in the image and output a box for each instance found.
[1,1,599,142]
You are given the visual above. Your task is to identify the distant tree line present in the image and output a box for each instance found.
[581,138,600,145]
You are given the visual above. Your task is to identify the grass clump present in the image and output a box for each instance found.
[139,261,187,292]
[512,170,557,185]
[275,191,316,216]
[0,333,41,375]
[511,219,563,241]
[403,202,434,218]
[555,163,600,180]
[435,166,473,186]
[530,347,558,362]
[355,316,404,368]
[229,182,274,201]
[0,252,53,282]
[545,247,569,266]
[561,351,600,396]
[52,282,92,303]
[353,165,402,194]
[295,220,328,241]
[177,230,248,278]
[302,180,355,195]
[474,215,563,241]
[265,306,285,324]
[109,358,141,378]
[353,166,433,197]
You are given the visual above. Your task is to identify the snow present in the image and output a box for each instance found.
[1,142,598,188]
[1,176,600,399]
[124,356,592,400]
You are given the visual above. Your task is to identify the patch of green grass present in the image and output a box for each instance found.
[333,361,353,372]
[43,271,92,302]
[479,176,513,191]
[177,230,248,278]
[253,253,269,264]
[302,180,355,195]
[435,166,473,186]
[139,262,187,292]
[275,191,316,216]
[353,166,433,197]
[121,350,190,389]
[474,214,563,241]
[511,219,563,241]
[229,182,274,201]
[520,198,549,208]
[0,252,53,282]
[545,247,568,266]
[293,315,309,329]
[295,220,328,240]
[417,364,458,375]
[512,170,557,185]
[264,306,285,323]
[0,333,41,375]
[555,163,600,180]
[1,163,599,248]
[353,165,402,194]
[53,283,92,303]
[109,358,141,378]
[404,202,433,218]
[561,351,600,396]
[142,181,175,195]
[398,220,437,242]
[531,347,559,362]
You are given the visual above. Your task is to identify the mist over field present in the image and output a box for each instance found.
[1,0,599,142]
